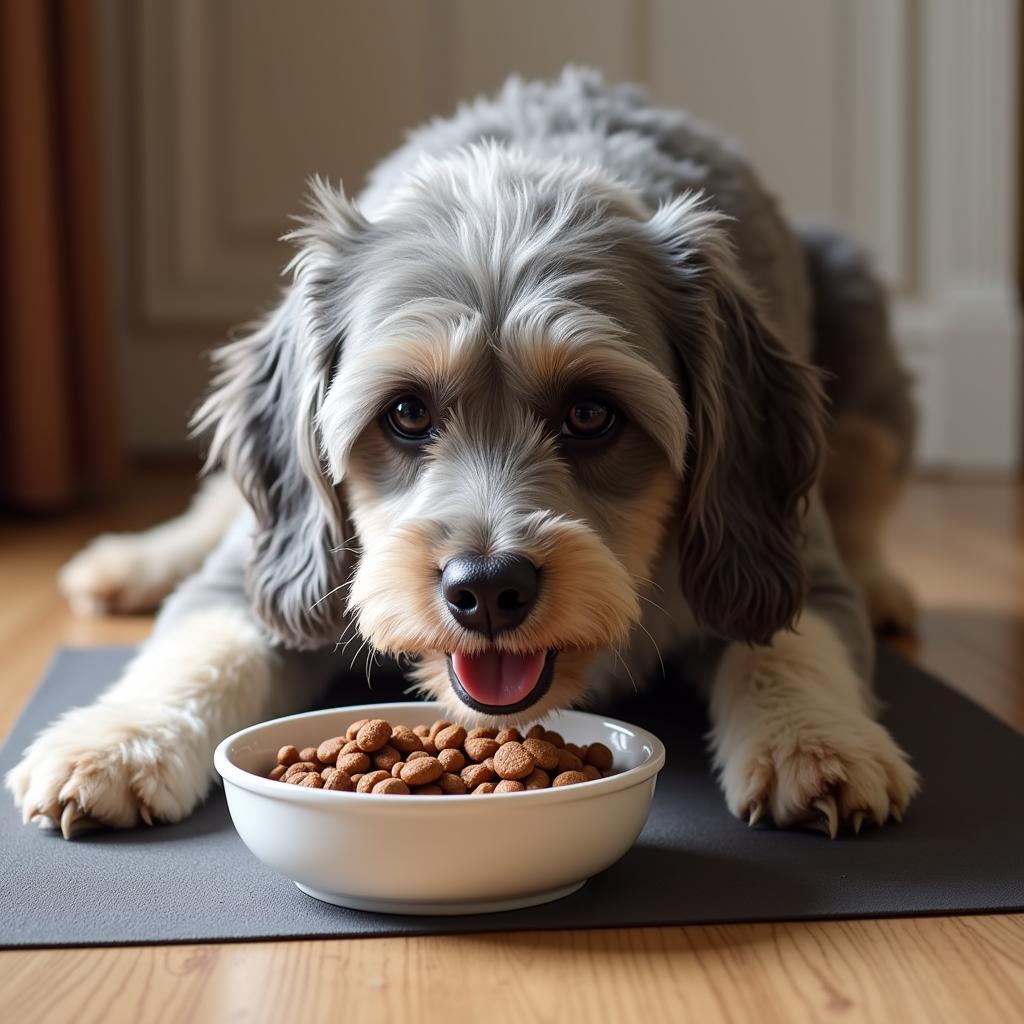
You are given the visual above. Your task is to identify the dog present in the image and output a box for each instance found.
[10,69,918,839]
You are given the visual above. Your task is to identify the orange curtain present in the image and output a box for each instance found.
[0,0,122,512]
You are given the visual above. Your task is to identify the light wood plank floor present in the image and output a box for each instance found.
[1,472,1022,1024]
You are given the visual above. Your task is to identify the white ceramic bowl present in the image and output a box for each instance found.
[214,701,665,915]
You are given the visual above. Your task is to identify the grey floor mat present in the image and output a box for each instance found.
[1,646,1021,948]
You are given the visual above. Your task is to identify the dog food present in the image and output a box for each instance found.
[263,719,617,796]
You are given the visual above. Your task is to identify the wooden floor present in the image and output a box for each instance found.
[1,471,1022,1024]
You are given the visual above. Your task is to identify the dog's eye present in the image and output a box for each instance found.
[561,398,616,439]
[386,396,432,439]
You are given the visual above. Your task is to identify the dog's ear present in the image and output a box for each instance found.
[192,178,369,649]
[644,195,825,645]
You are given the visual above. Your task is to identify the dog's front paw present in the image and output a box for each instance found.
[6,701,210,838]
[719,712,918,838]
[59,534,173,616]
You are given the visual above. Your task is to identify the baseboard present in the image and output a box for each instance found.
[895,291,1022,471]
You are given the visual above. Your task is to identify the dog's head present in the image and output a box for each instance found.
[195,145,823,724]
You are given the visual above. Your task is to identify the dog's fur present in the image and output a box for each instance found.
[11,69,918,838]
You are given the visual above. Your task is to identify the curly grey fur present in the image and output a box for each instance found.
[192,67,875,679]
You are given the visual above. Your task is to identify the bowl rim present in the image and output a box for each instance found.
[214,700,666,809]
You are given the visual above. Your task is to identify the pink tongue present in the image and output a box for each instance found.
[451,650,547,706]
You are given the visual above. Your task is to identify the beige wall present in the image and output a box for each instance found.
[97,0,1020,469]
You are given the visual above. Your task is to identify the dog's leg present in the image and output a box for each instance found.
[799,224,918,633]
[707,499,918,836]
[59,472,243,616]
[9,514,340,836]
[822,415,917,633]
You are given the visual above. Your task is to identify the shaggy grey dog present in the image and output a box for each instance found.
[23,69,917,839]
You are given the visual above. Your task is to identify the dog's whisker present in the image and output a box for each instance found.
[309,583,348,611]
[636,593,671,620]
[333,617,359,653]
[631,574,665,594]
[633,620,666,678]
[349,635,371,672]
[611,645,639,695]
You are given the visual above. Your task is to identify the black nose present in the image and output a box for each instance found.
[441,554,540,637]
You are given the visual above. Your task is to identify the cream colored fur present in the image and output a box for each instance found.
[58,473,243,616]
[710,610,918,834]
[5,605,329,835]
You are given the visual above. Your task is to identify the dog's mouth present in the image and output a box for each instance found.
[446,649,556,714]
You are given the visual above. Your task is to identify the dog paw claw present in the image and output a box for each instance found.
[811,795,839,839]
[852,809,866,834]
[60,800,104,840]
[747,801,766,827]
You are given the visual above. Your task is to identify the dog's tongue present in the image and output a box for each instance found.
[451,650,547,706]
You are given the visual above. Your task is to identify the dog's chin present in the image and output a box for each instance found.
[411,649,598,728]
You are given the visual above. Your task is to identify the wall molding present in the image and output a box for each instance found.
[888,0,1020,469]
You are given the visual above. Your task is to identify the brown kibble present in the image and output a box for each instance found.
[259,719,614,799]
[522,738,559,771]
[438,772,468,795]
[337,752,371,776]
[583,742,614,771]
[346,719,369,740]
[276,745,300,767]
[460,763,494,788]
[356,719,392,752]
[356,770,391,793]
[437,747,466,773]
[373,745,402,772]
[464,737,500,762]
[390,727,424,755]
[322,768,354,792]
[435,723,467,750]
[494,741,535,780]
[372,777,411,795]
[553,770,588,787]
[494,779,525,793]
[428,719,451,740]
[400,756,444,786]
[316,736,346,765]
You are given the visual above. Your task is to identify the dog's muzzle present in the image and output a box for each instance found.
[441,552,552,713]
